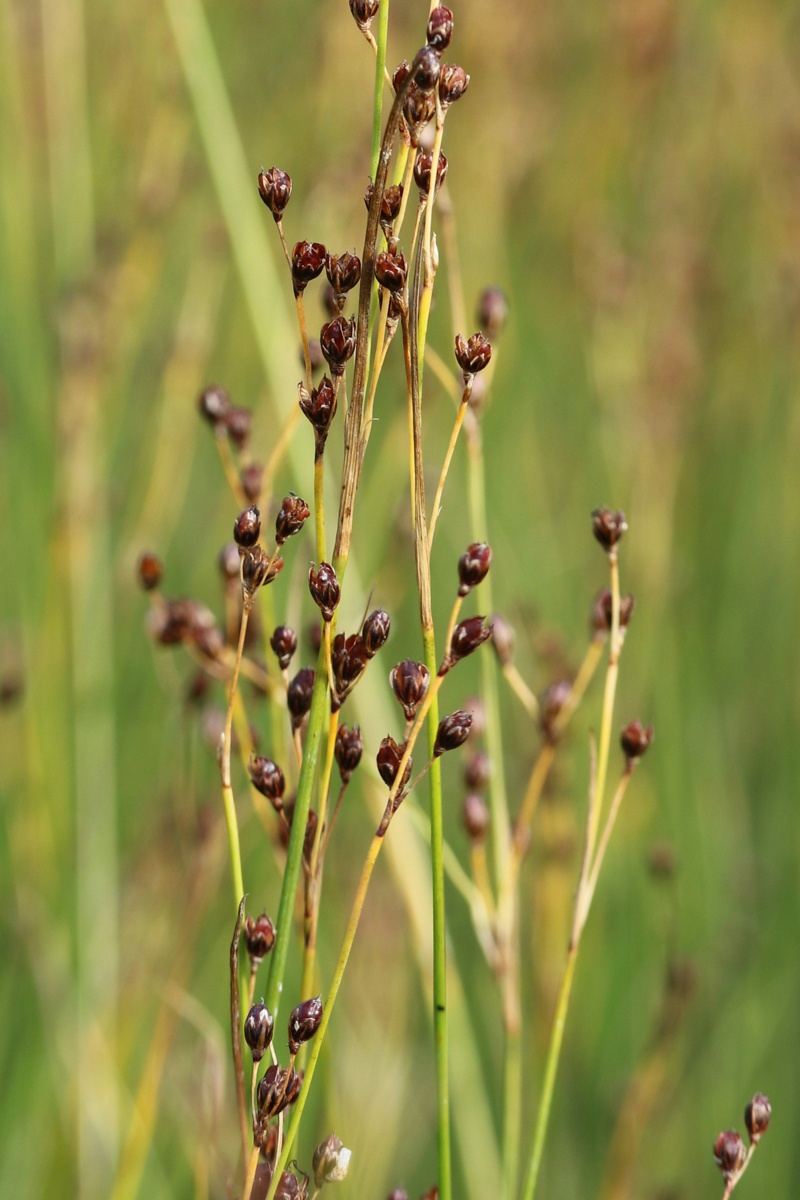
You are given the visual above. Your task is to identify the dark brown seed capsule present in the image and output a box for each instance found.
[308,621,322,656]
[365,181,404,233]
[713,1130,747,1181]
[414,149,448,198]
[375,248,408,293]
[647,840,677,880]
[362,609,391,657]
[257,1064,302,1116]
[308,562,340,621]
[275,495,310,544]
[274,1170,301,1200]
[392,60,412,94]
[438,63,470,107]
[287,667,315,726]
[0,673,22,706]
[288,995,323,1054]
[540,679,572,741]
[331,634,369,707]
[620,720,654,762]
[242,547,283,595]
[291,240,327,295]
[137,552,163,591]
[745,1093,772,1144]
[477,285,508,338]
[320,315,356,376]
[349,0,379,30]
[218,541,241,581]
[462,793,490,842]
[270,625,298,670]
[454,332,492,375]
[490,613,515,666]
[463,696,486,739]
[591,506,627,550]
[198,384,230,426]
[244,1003,274,1062]
[434,710,473,756]
[443,616,492,671]
[299,376,338,441]
[390,659,430,721]
[234,505,261,549]
[241,462,263,504]
[464,750,491,791]
[591,588,636,635]
[404,89,436,135]
[313,1134,350,1187]
[414,44,442,90]
[458,542,492,595]
[426,5,454,52]
[335,724,363,781]
[257,166,292,221]
[244,913,276,964]
[326,251,361,297]
[248,756,286,805]
[225,405,252,450]
[376,736,411,792]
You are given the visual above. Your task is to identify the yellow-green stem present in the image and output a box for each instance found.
[588,550,621,862]
[521,945,579,1200]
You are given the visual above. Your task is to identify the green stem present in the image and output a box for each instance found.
[424,627,451,1200]
[370,0,390,178]
[264,643,329,1020]
[521,946,579,1200]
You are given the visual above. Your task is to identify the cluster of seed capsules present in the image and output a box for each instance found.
[712,1094,771,1196]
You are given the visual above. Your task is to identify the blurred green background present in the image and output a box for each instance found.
[2,0,799,1196]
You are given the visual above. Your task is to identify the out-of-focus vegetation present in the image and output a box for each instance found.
[1,0,799,1197]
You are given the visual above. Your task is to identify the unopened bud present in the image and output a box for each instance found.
[270,625,298,671]
[335,724,363,782]
[442,616,492,672]
[244,1003,274,1062]
[376,736,411,791]
[287,667,316,727]
[390,659,430,721]
[745,1093,772,1144]
[234,505,261,549]
[426,5,454,52]
[288,995,323,1054]
[462,793,490,842]
[244,913,276,965]
[457,542,492,595]
[620,720,654,763]
[434,710,473,755]
[248,756,286,806]
[713,1130,747,1182]
[362,609,391,657]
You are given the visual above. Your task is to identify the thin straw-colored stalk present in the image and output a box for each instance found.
[219,597,249,907]
[408,215,452,1200]
[264,639,329,1020]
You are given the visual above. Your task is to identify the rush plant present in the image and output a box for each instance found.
[131,5,771,1200]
